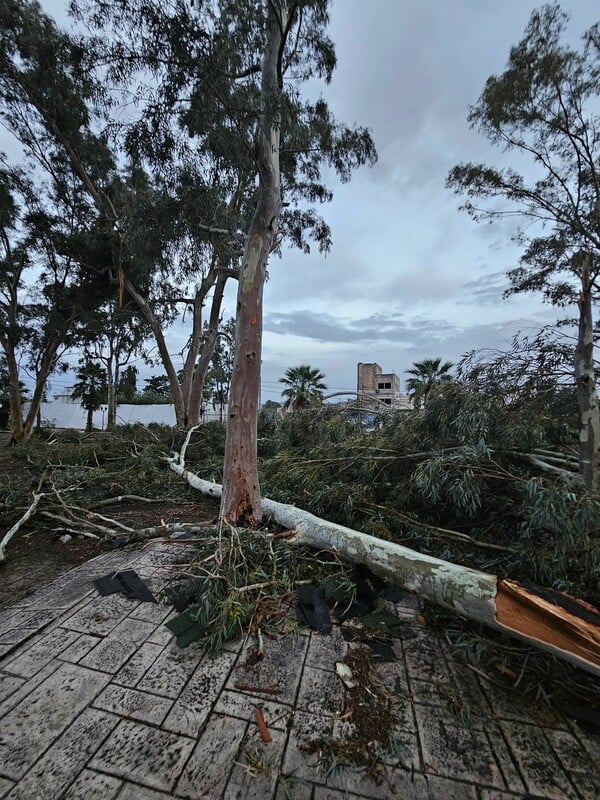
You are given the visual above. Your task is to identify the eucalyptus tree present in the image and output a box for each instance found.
[280,364,327,411]
[405,358,453,409]
[1,1,238,429]
[0,166,104,443]
[72,0,377,524]
[447,5,600,490]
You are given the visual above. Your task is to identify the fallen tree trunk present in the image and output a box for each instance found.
[167,449,600,678]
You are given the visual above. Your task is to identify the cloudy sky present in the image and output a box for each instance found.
[7,1,600,402]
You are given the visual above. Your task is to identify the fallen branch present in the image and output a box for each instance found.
[517,453,580,480]
[167,453,600,679]
[91,495,173,507]
[0,491,43,564]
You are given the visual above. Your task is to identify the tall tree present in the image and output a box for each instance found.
[405,358,453,409]
[73,0,376,521]
[447,5,600,490]
[279,364,327,411]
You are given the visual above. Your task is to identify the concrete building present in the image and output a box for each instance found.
[357,362,403,407]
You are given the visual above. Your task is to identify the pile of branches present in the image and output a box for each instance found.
[258,383,599,607]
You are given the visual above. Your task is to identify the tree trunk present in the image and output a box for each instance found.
[221,3,286,525]
[123,276,187,427]
[168,454,600,679]
[85,406,93,432]
[106,354,117,431]
[7,333,61,444]
[575,254,600,492]
[188,272,228,426]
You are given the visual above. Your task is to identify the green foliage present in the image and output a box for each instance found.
[253,382,599,607]
[162,528,355,655]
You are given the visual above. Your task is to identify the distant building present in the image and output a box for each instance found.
[357,362,410,409]
[52,387,78,403]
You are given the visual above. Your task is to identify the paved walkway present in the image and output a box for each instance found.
[0,540,598,800]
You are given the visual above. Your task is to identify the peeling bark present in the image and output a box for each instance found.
[168,453,600,678]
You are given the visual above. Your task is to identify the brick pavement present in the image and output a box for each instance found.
[0,541,598,799]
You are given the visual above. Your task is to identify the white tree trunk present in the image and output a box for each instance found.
[167,451,600,679]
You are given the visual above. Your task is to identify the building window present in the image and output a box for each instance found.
[383,398,391,405]
[377,382,385,389]
[384,382,391,389]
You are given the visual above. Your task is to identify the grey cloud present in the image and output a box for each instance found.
[263,309,460,347]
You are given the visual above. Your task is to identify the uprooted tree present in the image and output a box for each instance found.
[447,4,600,491]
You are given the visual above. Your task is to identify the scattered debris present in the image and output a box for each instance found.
[165,607,205,648]
[335,661,358,689]
[307,647,399,784]
[233,683,282,695]
[254,706,272,743]
[94,570,156,603]
[58,534,72,544]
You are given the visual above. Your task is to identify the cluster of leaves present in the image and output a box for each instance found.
[162,528,355,655]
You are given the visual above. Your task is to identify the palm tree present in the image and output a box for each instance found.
[279,365,327,411]
[405,358,453,408]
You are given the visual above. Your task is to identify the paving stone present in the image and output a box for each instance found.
[80,618,156,673]
[0,645,12,658]
[2,627,80,678]
[0,662,111,780]
[381,727,421,771]
[0,778,14,798]
[0,611,35,635]
[117,785,172,800]
[402,632,451,684]
[93,683,174,725]
[0,627,40,647]
[113,642,166,687]
[227,634,309,706]
[424,776,478,799]
[485,723,527,794]
[296,665,345,717]
[544,727,597,774]
[478,791,528,800]
[373,651,410,695]
[174,713,247,799]
[5,708,118,799]
[214,690,294,731]
[62,594,140,636]
[90,719,195,792]
[128,601,173,625]
[567,770,600,800]
[304,629,347,671]
[147,621,176,646]
[136,640,203,698]
[414,703,504,789]
[274,777,313,799]
[61,769,122,800]
[58,634,103,664]
[480,681,567,730]
[499,720,579,799]
[0,660,58,718]
[223,725,287,799]
[0,673,25,705]
[163,649,237,736]
[281,709,334,784]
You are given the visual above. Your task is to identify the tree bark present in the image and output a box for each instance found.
[575,254,600,492]
[188,272,228,426]
[221,2,286,525]
[5,331,62,444]
[123,276,187,426]
[168,453,600,679]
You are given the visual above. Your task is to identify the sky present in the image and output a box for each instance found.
[5,0,600,403]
